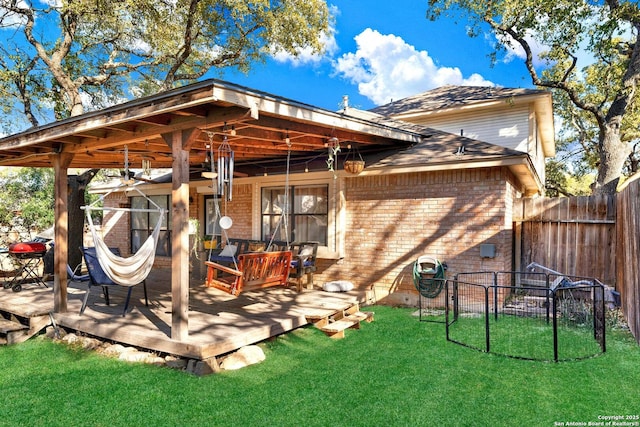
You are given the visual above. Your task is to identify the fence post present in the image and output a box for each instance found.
[445,279,450,341]
[552,289,559,362]
[545,273,551,324]
[453,275,459,321]
[485,285,490,353]
[493,272,499,320]
[593,281,606,353]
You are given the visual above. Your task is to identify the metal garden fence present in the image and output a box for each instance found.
[440,272,606,362]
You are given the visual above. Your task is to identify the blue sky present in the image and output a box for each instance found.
[0,0,541,134]
[219,0,536,112]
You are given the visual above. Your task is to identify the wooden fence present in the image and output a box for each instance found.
[513,195,617,285]
[514,185,640,344]
[616,179,640,344]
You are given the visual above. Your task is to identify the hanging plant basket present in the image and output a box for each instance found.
[344,159,365,174]
[344,143,365,175]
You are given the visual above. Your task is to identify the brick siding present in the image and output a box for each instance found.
[317,167,520,305]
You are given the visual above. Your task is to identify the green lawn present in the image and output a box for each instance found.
[448,313,604,361]
[1,306,639,426]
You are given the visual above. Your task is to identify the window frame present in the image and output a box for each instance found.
[130,194,172,256]
[260,184,329,245]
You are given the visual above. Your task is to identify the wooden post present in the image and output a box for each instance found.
[51,153,73,313]
[165,130,192,341]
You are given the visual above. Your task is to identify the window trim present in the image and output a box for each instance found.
[253,173,344,259]
[130,194,172,256]
[260,184,329,245]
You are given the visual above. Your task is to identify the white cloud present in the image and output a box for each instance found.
[271,29,338,66]
[271,5,339,67]
[333,29,494,106]
[41,0,62,6]
[498,31,550,67]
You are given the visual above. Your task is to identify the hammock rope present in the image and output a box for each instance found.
[82,184,166,286]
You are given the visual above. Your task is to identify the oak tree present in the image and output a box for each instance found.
[428,0,640,195]
[0,0,330,267]
[0,0,331,127]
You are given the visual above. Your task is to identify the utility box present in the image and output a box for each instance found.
[480,244,496,258]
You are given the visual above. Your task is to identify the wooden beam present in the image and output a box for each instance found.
[64,107,255,155]
[0,85,219,150]
[249,115,408,146]
[168,130,190,340]
[182,128,202,151]
[51,152,73,313]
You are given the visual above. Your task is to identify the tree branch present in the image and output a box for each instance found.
[486,16,607,134]
[545,183,576,197]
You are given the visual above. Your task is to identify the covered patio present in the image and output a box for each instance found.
[0,79,420,362]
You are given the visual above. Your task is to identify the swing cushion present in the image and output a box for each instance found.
[219,245,237,257]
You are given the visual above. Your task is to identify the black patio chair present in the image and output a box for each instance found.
[67,262,90,287]
[80,247,148,317]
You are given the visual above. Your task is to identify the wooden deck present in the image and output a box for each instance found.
[0,269,371,361]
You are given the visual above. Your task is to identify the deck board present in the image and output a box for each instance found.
[0,269,367,360]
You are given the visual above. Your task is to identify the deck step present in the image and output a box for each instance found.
[0,318,29,345]
[305,302,362,328]
[0,318,28,333]
[318,311,374,339]
[0,315,49,345]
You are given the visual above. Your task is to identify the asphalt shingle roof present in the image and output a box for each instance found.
[370,85,545,117]
[362,127,527,170]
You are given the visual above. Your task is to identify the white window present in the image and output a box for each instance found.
[261,184,328,245]
[130,195,171,256]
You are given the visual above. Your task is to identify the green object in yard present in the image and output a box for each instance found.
[413,256,446,298]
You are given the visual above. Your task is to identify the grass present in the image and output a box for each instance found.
[448,314,603,360]
[1,306,639,426]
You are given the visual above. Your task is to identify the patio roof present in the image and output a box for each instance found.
[0,79,427,170]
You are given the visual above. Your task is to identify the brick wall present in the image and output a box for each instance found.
[99,194,131,256]
[93,168,522,306]
[316,167,521,305]
[218,183,253,239]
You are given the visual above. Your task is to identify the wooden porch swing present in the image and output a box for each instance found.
[203,129,293,296]
[205,251,293,296]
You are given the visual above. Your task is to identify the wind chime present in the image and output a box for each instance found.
[217,127,234,201]
[203,126,234,202]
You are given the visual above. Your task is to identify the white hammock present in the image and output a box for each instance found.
[82,186,166,287]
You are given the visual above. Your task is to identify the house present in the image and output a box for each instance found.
[0,79,554,333]
[369,85,554,194]
[93,83,554,306]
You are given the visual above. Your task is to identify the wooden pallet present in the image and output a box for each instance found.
[0,314,49,345]
[0,318,28,345]
[305,303,375,339]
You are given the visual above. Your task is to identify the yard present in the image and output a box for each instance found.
[1,305,638,426]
